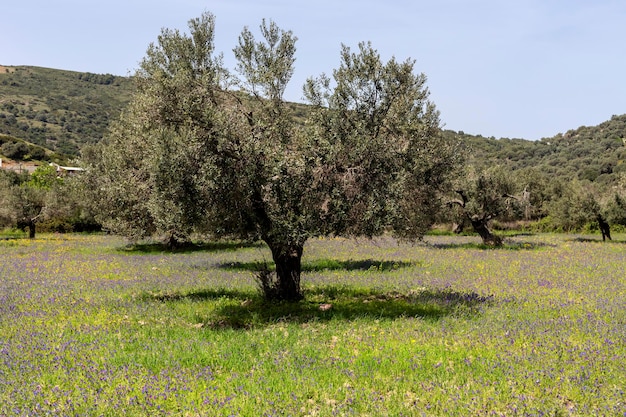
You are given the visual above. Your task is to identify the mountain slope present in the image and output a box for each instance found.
[0,65,134,156]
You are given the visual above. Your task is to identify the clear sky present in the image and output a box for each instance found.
[2,0,625,140]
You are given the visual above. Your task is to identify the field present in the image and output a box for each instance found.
[0,233,624,416]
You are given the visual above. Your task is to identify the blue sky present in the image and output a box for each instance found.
[2,0,625,140]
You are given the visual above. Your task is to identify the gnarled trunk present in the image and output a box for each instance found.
[28,220,36,239]
[597,215,611,241]
[17,218,37,239]
[470,218,502,246]
[452,221,465,234]
[262,241,304,302]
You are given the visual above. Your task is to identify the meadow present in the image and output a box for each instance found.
[0,233,624,416]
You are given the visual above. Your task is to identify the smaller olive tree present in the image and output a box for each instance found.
[512,167,562,221]
[544,180,609,237]
[0,165,60,238]
[447,166,519,246]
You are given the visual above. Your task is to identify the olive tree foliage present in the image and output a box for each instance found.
[83,12,460,301]
[302,43,458,241]
[604,173,626,227]
[82,12,225,246]
[0,170,22,228]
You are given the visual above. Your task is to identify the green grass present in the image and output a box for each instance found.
[0,228,27,239]
[0,233,624,415]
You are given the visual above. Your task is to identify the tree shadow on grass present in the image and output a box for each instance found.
[217,258,416,273]
[117,240,264,254]
[0,236,23,241]
[568,237,626,244]
[144,286,493,330]
[427,239,554,250]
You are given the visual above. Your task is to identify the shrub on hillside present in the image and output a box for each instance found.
[1,141,28,160]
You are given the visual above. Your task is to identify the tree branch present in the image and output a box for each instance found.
[454,189,468,206]
[447,199,465,208]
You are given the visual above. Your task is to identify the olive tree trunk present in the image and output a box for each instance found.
[470,218,502,246]
[28,220,36,239]
[259,240,304,302]
[597,214,611,241]
[18,218,37,239]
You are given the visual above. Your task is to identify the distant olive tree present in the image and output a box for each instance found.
[512,167,563,221]
[543,180,617,239]
[447,166,519,246]
[0,165,57,238]
[83,12,460,301]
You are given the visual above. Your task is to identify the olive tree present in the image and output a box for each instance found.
[447,166,519,246]
[0,165,61,238]
[84,12,459,301]
[546,179,622,240]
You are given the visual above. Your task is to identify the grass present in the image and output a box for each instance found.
[0,229,27,240]
[0,233,624,416]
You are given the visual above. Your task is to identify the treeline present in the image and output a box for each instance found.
[441,164,626,240]
[1,69,625,242]
[0,134,66,163]
[441,114,626,238]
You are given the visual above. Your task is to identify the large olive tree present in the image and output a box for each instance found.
[84,12,459,301]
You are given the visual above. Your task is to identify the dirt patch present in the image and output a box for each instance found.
[0,65,15,74]
[0,159,39,173]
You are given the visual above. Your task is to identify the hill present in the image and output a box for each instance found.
[1,65,624,184]
[0,65,134,156]
[448,114,626,185]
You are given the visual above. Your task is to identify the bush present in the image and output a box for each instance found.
[37,215,102,234]
[37,218,75,233]
[1,141,29,160]
[27,146,46,161]
[530,216,561,233]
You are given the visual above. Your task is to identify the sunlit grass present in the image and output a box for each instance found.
[0,229,27,240]
[0,233,624,415]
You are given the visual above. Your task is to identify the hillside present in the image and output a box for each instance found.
[1,65,624,184]
[0,65,134,156]
[449,114,626,185]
